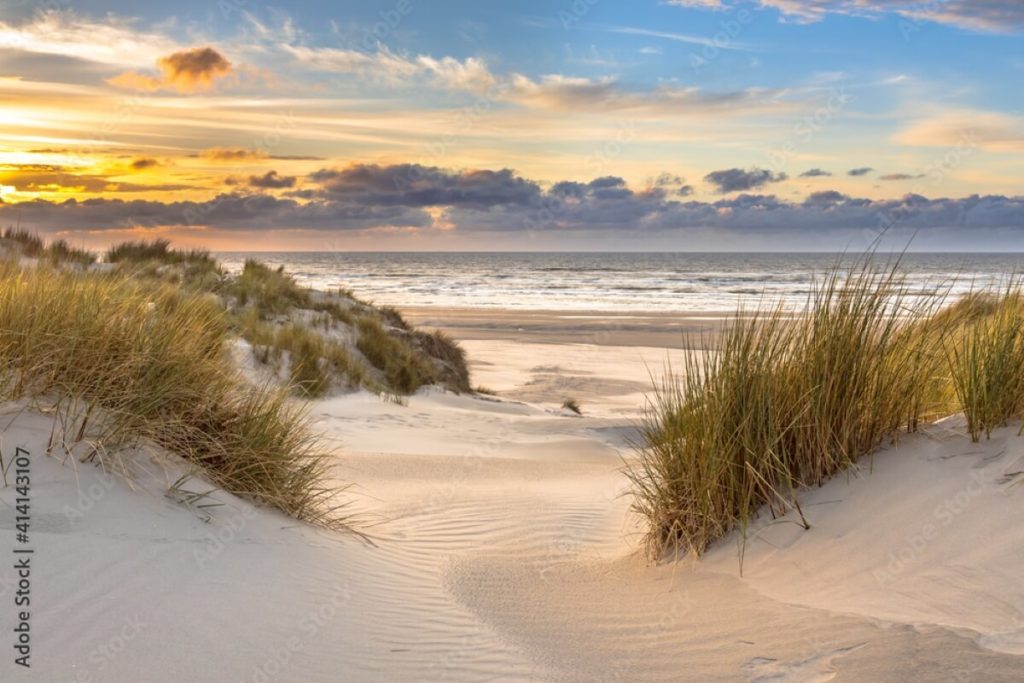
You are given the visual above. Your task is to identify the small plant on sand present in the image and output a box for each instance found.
[562,398,582,415]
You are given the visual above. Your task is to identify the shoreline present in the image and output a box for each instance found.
[399,307,740,348]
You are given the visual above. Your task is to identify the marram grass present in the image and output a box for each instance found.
[0,261,344,527]
[946,287,1024,441]
[627,258,967,559]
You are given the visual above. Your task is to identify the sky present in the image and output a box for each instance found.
[0,0,1021,251]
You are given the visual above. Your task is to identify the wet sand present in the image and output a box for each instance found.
[400,307,735,348]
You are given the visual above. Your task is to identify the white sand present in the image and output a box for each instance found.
[2,339,1023,681]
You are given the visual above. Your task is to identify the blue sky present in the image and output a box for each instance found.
[0,1,1022,250]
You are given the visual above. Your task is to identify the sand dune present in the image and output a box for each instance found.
[2,339,1023,681]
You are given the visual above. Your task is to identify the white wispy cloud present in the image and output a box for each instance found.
[599,25,758,51]
[675,1,1024,32]
[0,11,181,67]
[894,109,1024,153]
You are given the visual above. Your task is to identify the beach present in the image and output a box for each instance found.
[4,306,1024,682]
[5,0,1024,678]
[401,307,730,348]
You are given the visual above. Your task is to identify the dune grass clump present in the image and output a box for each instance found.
[356,316,435,394]
[413,329,471,392]
[230,259,312,316]
[96,240,468,398]
[628,259,951,558]
[273,324,366,397]
[46,239,96,267]
[106,239,214,266]
[2,230,95,266]
[0,262,342,526]
[3,228,45,257]
[947,289,1024,441]
[309,298,356,327]
[106,240,222,292]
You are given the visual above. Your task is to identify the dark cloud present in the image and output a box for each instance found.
[0,167,194,193]
[704,167,788,193]
[550,181,587,198]
[589,176,627,189]
[803,190,852,206]
[249,171,296,189]
[193,148,324,162]
[109,46,233,94]
[130,158,159,170]
[0,194,430,232]
[649,173,693,197]
[2,164,1023,240]
[159,47,231,86]
[654,173,685,187]
[307,164,542,208]
[879,173,926,181]
[588,176,632,200]
[800,168,832,177]
[848,167,874,176]
[198,148,268,162]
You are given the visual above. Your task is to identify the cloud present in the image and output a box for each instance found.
[504,73,789,117]
[109,46,232,94]
[506,74,618,111]
[130,158,159,170]
[687,1,1024,32]
[249,170,296,189]
[0,166,194,193]
[666,0,728,8]
[880,173,926,181]
[417,55,497,94]
[895,110,1024,153]
[156,47,232,91]
[282,40,787,117]
[704,167,788,193]
[600,25,755,50]
[799,168,832,177]
[197,147,269,162]
[307,164,542,208]
[4,165,1023,240]
[848,167,873,176]
[283,44,496,93]
[0,11,180,68]
[802,190,852,206]
[0,193,431,232]
[282,44,422,84]
[106,71,163,92]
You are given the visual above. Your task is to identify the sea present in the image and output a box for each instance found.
[216,252,1024,313]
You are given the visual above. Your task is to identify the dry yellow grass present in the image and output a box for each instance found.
[626,257,1009,559]
[0,260,345,526]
